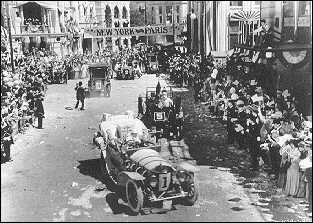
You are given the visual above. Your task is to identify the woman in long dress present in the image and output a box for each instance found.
[283,142,301,196]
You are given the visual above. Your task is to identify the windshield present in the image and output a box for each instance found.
[91,67,109,79]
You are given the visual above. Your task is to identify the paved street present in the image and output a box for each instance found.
[1,74,310,222]
[1,75,267,222]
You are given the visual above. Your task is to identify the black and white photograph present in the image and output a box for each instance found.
[1,1,312,222]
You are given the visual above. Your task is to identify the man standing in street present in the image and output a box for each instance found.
[75,81,85,110]
[34,90,45,129]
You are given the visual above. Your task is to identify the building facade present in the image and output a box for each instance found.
[1,1,131,56]
[130,1,188,45]
[187,1,261,55]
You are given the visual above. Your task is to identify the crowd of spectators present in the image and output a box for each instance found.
[167,49,312,213]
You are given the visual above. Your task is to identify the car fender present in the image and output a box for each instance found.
[118,171,145,186]
[177,162,199,173]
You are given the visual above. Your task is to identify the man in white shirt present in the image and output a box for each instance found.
[253,19,272,48]
[157,90,173,109]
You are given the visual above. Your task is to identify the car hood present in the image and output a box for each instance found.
[130,148,173,172]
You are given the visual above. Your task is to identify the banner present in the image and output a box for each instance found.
[84,24,185,38]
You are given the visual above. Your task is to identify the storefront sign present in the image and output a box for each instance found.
[84,24,184,38]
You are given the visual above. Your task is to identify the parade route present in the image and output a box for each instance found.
[1,75,269,222]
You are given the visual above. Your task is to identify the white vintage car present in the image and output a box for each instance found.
[93,111,199,214]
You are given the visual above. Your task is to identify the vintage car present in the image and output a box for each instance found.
[93,112,198,214]
[138,84,184,141]
[116,60,135,80]
[86,63,112,97]
[146,52,159,74]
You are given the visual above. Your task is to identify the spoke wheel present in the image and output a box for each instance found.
[100,152,119,185]
[185,184,199,206]
[126,180,144,214]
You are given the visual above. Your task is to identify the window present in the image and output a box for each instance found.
[299,1,310,16]
[283,1,294,17]
[254,1,260,6]
[114,6,119,19]
[176,6,180,23]
[159,15,163,23]
[122,7,127,19]
[166,6,172,24]
[230,1,243,6]
[159,6,162,15]
[151,7,155,24]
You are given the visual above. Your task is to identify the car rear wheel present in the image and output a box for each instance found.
[126,179,144,215]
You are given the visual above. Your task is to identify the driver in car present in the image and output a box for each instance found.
[157,90,173,109]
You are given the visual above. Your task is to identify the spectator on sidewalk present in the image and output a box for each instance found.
[34,90,45,129]
[75,81,85,110]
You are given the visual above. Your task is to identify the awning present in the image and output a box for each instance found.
[13,1,57,9]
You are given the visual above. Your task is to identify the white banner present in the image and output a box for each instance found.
[84,24,185,38]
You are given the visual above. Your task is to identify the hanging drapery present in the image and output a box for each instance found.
[206,1,214,53]
[231,10,260,46]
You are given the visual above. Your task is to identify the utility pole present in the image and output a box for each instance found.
[6,1,15,73]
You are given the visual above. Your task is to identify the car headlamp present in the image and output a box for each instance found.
[149,175,158,188]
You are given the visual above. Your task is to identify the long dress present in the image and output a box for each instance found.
[284,156,301,196]
[278,152,288,188]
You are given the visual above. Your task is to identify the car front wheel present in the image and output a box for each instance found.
[183,177,199,206]
[126,179,144,215]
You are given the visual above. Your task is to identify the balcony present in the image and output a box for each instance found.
[12,23,66,38]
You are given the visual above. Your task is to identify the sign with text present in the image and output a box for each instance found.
[84,24,185,38]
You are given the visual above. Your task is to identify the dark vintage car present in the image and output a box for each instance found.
[116,60,135,80]
[86,63,112,97]
[93,113,198,214]
[137,84,184,141]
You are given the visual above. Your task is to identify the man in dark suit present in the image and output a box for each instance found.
[75,81,85,110]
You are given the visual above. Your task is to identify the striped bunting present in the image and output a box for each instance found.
[231,10,260,21]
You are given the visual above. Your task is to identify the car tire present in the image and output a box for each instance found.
[99,152,119,185]
[183,177,199,206]
[126,179,144,215]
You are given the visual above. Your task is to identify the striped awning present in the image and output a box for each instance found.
[230,10,260,21]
